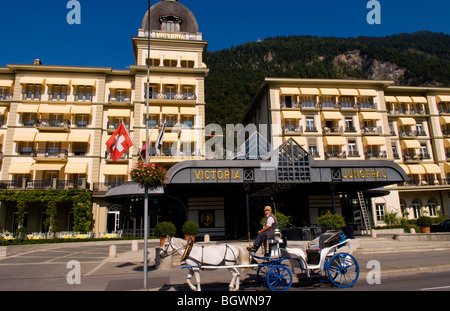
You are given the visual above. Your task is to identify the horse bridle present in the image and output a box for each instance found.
[160,237,185,259]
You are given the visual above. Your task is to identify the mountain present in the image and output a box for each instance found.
[203,31,450,126]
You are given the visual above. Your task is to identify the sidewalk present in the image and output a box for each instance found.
[94,234,450,291]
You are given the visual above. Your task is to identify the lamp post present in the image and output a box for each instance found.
[143,0,151,290]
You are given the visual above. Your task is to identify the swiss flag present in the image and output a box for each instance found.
[106,122,134,161]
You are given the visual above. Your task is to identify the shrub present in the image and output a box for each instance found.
[182,221,199,236]
[154,222,176,237]
[416,216,435,227]
[317,211,346,228]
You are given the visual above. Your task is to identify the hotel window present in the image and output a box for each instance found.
[345,118,355,132]
[348,140,359,156]
[375,204,385,221]
[182,86,196,99]
[22,113,37,126]
[305,117,316,132]
[427,199,438,217]
[164,115,178,127]
[340,96,355,109]
[284,119,297,133]
[19,142,33,155]
[420,143,429,159]
[0,87,11,100]
[164,85,176,99]
[281,95,297,108]
[160,16,181,32]
[75,115,89,128]
[144,84,158,99]
[359,96,375,109]
[110,89,130,102]
[392,144,399,159]
[76,86,93,102]
[300,95,316,108]
[180,60,195,68]
[49,85,67,101]
[146,115,159,128]
[181,115,194,128]
[163,58,178,68]
[307,138,319,157]
[412,199,422,218]
[146,58,160,67]
[47,142,61,154]
[72,142,88,156]
[24,84,41,101]
[415,123,426,136]
[320,96,336,108]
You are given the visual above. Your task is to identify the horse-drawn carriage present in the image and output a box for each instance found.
[160,229,359,292]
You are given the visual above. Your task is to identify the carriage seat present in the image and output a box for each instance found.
[306,230,346,265]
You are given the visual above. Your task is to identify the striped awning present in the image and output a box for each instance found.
[281,110,302,119]
[321,111,342,120]
[38,105,71,114]
[16,104,40,113]
[437,95,450,103]
[397,118,416,126]
[320,88,339,96]
[396,96,413,103]
[13,132,37,142]
[299,88,320,95]
[8,162,33,174]
[0,80,13,87]
[421,164,441,174]
[31,163,65,171]
[323,136,346,146]
[363,137,386,146]
[20,77,45,84]
[280,88,300,95]
[68,133,91,143]
[103,164,129,175]
[65,162,88,174]
[407,164,426,175]
[358,89,378,97]
[35,133,68,142]
[71,106,92,114]
[109,81,132,89]
[107,109,131,118]
[360,112,381,120]
[401,140,421,149]
[45,78,71,85]
[339,89,359,96]
[180,107,196,115]
[284,136,306,146]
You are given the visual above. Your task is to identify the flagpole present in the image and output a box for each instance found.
[143,0,151,290]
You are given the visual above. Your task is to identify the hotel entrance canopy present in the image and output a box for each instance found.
[166,138,409,195]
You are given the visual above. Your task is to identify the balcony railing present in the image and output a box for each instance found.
[107,122,130,132]
[0,179,89,191]
[301,102,320,109]
[359,102,376,110]
[0,94,12,101]
[32,149,69,160]
[323,126,343,134]
[403,152,431,162]
[340,102,357,110]
[361,126,382,135]
[93,181,125,192]
[325,151,347,159]
[283,126,303,134]
[320,102,339,109]
[365,151,387,159]
[35,119,71,131]
[146,92,197,101]
[105,151,129,162]
[109,94,131,103]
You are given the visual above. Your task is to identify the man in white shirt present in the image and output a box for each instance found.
[247,206,278,253]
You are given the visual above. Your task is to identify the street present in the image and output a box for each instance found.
[0,242,449,292]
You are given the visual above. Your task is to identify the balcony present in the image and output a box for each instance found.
[107,122,130,133]
[109,94,131,103]
[35,119,71,132]
[93,181,125,192]
[359,102,376,110]
[146,92,197,101]
[0,94,12,101]
[300,101,320,109]
[283,126,303,134]
[365,151,387,160]
[105,151,129,162]
[325,151,347,159]
[399,129,427,138]
[0,179,89,191]
[402,152,431,162]
[323,126,343,135]
[32,149,69,161]
[281,101,300,109]
[320,102,339,109]
[361,126,382,135]
[340,102,357,110]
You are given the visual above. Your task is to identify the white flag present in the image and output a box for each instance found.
[155,120,166,156]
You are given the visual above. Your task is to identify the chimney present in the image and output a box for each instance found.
[33,59,42,65]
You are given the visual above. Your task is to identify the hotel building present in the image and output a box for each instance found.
[243,78,450,226]
[0,0,208,235]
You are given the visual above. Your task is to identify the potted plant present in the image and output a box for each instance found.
[182,221,199,241]
[130,162,167,190]
[416,216,434,233]
[154,222,176,246]
[317,210,346,229]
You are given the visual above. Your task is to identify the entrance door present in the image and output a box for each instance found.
[107,205,120,232]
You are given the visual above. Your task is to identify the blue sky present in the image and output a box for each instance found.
[0,0,449,70]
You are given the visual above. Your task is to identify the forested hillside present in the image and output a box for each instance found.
[203,31,450,126]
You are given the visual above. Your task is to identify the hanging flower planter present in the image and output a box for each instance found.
[130,162,167,190]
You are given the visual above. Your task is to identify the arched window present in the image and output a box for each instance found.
[427,198,438,217]
[400,199,408,217]
[411,199,422,219]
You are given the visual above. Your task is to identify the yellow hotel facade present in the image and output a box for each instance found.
[243,78,450,226]
[0,0,208,235]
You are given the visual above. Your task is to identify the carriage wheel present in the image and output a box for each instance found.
[326,253,359,288]
[257,265,270,286]
[267,265,293,292]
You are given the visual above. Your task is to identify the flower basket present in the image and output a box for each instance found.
[130,162,167,190]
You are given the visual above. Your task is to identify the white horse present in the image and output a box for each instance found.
[160,237,250,291]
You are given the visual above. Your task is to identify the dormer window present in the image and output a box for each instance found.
[160,15,182,32]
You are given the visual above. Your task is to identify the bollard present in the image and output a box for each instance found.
[371,229,377,238]
[410,228,416,234]
[204,234,210,243]
[155,247,172,270]
[131,240,139,252]
[109,245,117,258]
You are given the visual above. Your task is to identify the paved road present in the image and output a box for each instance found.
[1,241,450,292]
